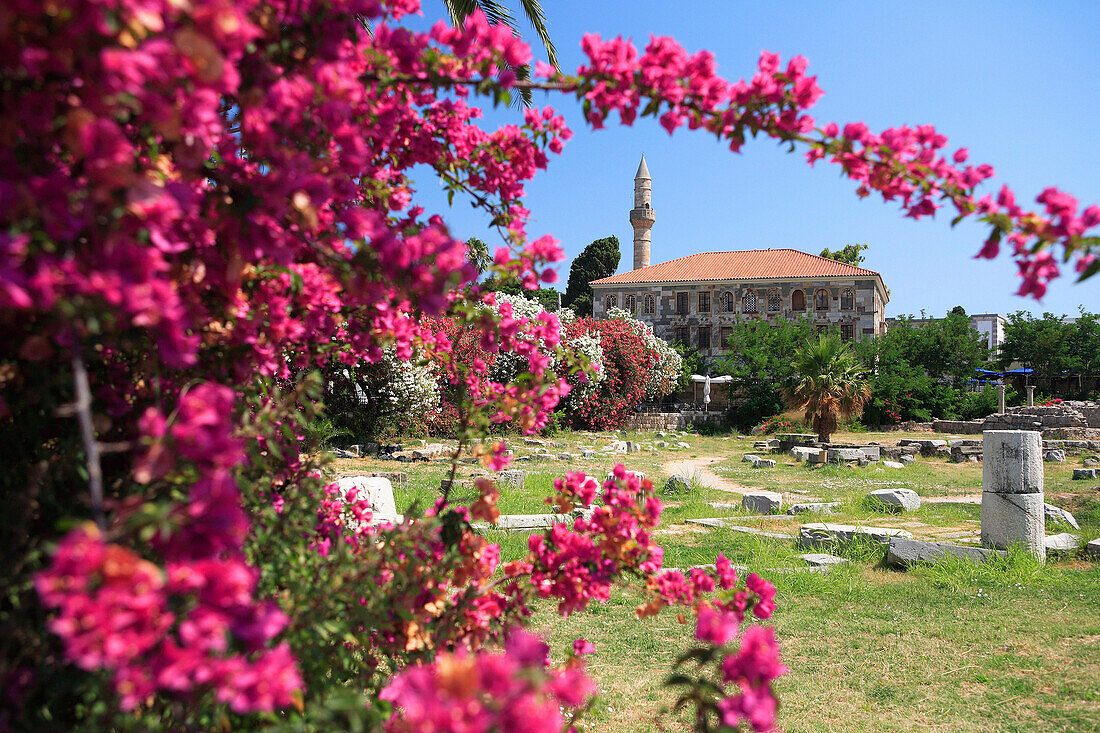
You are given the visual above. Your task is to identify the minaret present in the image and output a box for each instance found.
[629,154,655,270]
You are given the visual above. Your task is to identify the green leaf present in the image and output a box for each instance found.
[1075,254,1100,282]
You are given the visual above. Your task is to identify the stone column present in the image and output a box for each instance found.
[980,430,1045,560]
[997,383,1006,413]
[1026,385,1035,407]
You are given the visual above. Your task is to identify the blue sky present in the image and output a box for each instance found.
[410,1,1099,318]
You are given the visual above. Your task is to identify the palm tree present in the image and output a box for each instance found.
[785,334,871,444]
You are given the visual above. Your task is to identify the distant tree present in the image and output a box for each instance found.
[917,308,990,388]
[711,317,817,430]
[563,235,620,317]
[818,243,868,266]
[785,335,871,443]
[997,312,1076,377]
[1067,309,1100,390]
[856,310,989,423]
[999,310,1100,391]
[532,287,562,312]
[466,237,492,276]
[674,342,704,393]
[481,275,561,311]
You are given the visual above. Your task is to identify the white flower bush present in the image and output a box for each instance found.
[357,345,440,420]
[558,329,605,412]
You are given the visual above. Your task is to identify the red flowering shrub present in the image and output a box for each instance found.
[564,317,660,429]
[753,415,803,434]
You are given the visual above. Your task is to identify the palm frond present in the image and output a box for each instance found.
[518,0,558,68]
[444,0,518,31]
[785,334,870,441]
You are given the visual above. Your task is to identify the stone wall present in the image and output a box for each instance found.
[626,412,688,431]
[933,402,1100,436]
[932,419,985,434]
[625,411,724,431]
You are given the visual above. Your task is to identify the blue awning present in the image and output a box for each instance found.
[1003,368,1033,375]
[975,368,1003,377]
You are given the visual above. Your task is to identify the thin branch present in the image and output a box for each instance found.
[72,343,107,532]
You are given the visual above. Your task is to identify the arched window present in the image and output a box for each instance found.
[840,288,855,311]
[767,289,782,313]
[605,294,617,311]
[814,288,829,311]
[791,289,806,311]
[643,293,655,315]
[625,294,637,314]
[720,291,735,312]
[743,289,758,314]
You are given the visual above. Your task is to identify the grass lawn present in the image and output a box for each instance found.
[331,428,1100,731]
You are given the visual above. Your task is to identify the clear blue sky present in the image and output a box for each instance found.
[410,1,1099,318]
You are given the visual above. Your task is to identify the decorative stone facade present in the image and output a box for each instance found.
[590,157,889,356]
[592,265,887,356]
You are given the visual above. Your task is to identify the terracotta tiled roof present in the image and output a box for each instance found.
[590,249,881,285]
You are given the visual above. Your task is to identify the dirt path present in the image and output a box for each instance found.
[660,455,754,495]
[922,494,982,504]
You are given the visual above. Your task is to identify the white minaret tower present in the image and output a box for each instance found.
[629,154,654,270]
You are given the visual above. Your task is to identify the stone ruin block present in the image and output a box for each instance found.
[1044,533,1080,554]
[787,501,840,515]
[950,445,983,463]
[777,433,818,452]
[981,431,1045,560]
[899,439,948,456]
[741,491,783,514]
[886,537,1005,567]
[880,446,902,461]
[980,491,1045,560]
[790,446,822,462]
[334,475,398,518]
[799,523,912,548]
[982,431,1043,495]
[827,447,864,463]
[369,471,407,486]
[664,474,691,493]
[868,488,921,512]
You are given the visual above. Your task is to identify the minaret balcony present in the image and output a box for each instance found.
[629,208,655,223]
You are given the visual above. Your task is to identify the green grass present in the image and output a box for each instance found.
[329,428,1100,731]
[529,555,1100,732]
